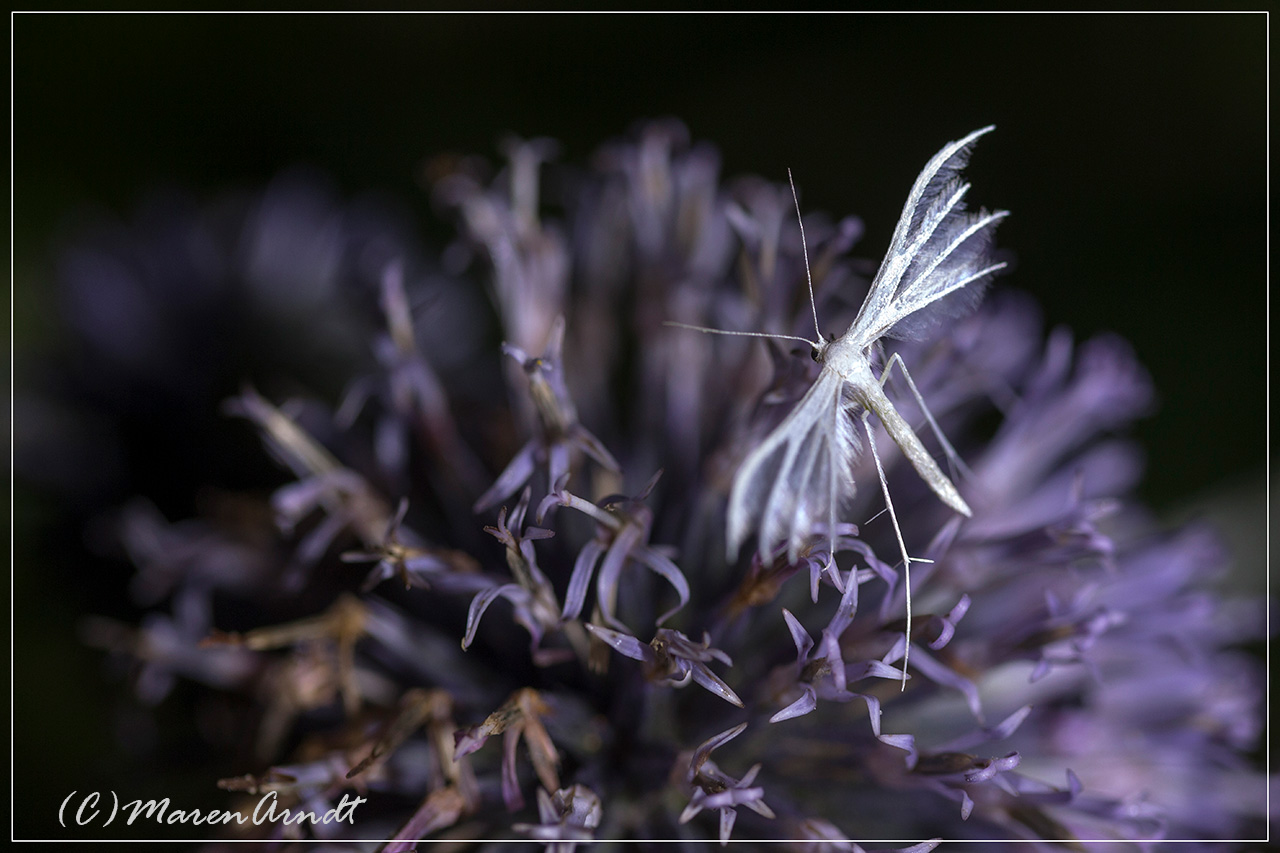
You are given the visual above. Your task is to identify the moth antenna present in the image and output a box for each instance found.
[787,168,823,343]
[663,321,819,347]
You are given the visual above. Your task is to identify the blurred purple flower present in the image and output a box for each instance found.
[472,315,620,513]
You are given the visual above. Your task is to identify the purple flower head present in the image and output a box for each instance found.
[547,470,690,631]
[513,784,603,853]
[341,497,483,592]
[678,723,776,845]
[462,489,581,666]
[586,624,742,707]
[338,262,489,493]
[767,572,906,730]
[472,315,620,514]
[61,122,1263,849]
[453,688,561,812]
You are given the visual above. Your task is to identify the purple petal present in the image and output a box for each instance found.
[878,733,916,757]
[571,424,620,472]
[690,662,744,707]
[928,594,971,650]
[899,842,942,853]
[632,546,690,625]
[678,794,704,824]
[910,647,983,723]
[825,565,862,640]
[501,727,524,811]
[940,705,1033,751]
[518,538,553,589]
[548,442,571,495]
[928,622,956,651]
[635,468,664,500]
[535,488,566,525]
[594,523,644,629]
[534,786,558,824]
[358,560,394,592]
[541,312,567,358]
[583,623,650,662]
[383,788,467,851]
[553,783,603,829]
[666,659,695,687]
[781,609,814,662]
[374,417,408,474]
[501,341,531,364]
[473,439,538,513]
[453,726,489,759]
[959,789,974,820]
[1029,658,1053,682]
[507,486,532,531]
[718,806,736,845]
[296,512,347,565]
[769,684,817,723]
[963,751,1020,784]
[856,693,882,737]
[402,553,450,575]
[270,478,327,527]
[462,583,524,649]
[562,539,605,621]
[701,784,766,812]
[691,722,747,771]
[334,375,375,428]
[387,496,410,534]
[843,659,903,685]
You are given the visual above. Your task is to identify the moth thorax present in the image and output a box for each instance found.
[821,335,872,381]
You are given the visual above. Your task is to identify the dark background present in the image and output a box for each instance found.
[12,12,1266,841]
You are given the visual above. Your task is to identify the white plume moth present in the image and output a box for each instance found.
[670,126,1007,686]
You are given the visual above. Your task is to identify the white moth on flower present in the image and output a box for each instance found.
[672,126,1007,685]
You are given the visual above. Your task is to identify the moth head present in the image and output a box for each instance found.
[809,335,830,364]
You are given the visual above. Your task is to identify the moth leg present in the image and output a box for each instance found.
[878,351,974,485]
[862,411,923,690]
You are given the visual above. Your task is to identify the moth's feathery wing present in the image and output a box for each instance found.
[727,367,861,562]
[847,126,1008,346]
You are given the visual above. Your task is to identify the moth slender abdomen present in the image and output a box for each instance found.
[856,379,971,518]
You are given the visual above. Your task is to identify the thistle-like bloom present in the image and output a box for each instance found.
[767,571,908,730]
[544,471,690,631]
[337,496,481,592]
[586,624,743,707]
[462,489,583,666]
[49,122,1264,849]
[472,316,620,513]
[453,688,562,812]
[513,784,603,853]
[678,723,775,845]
